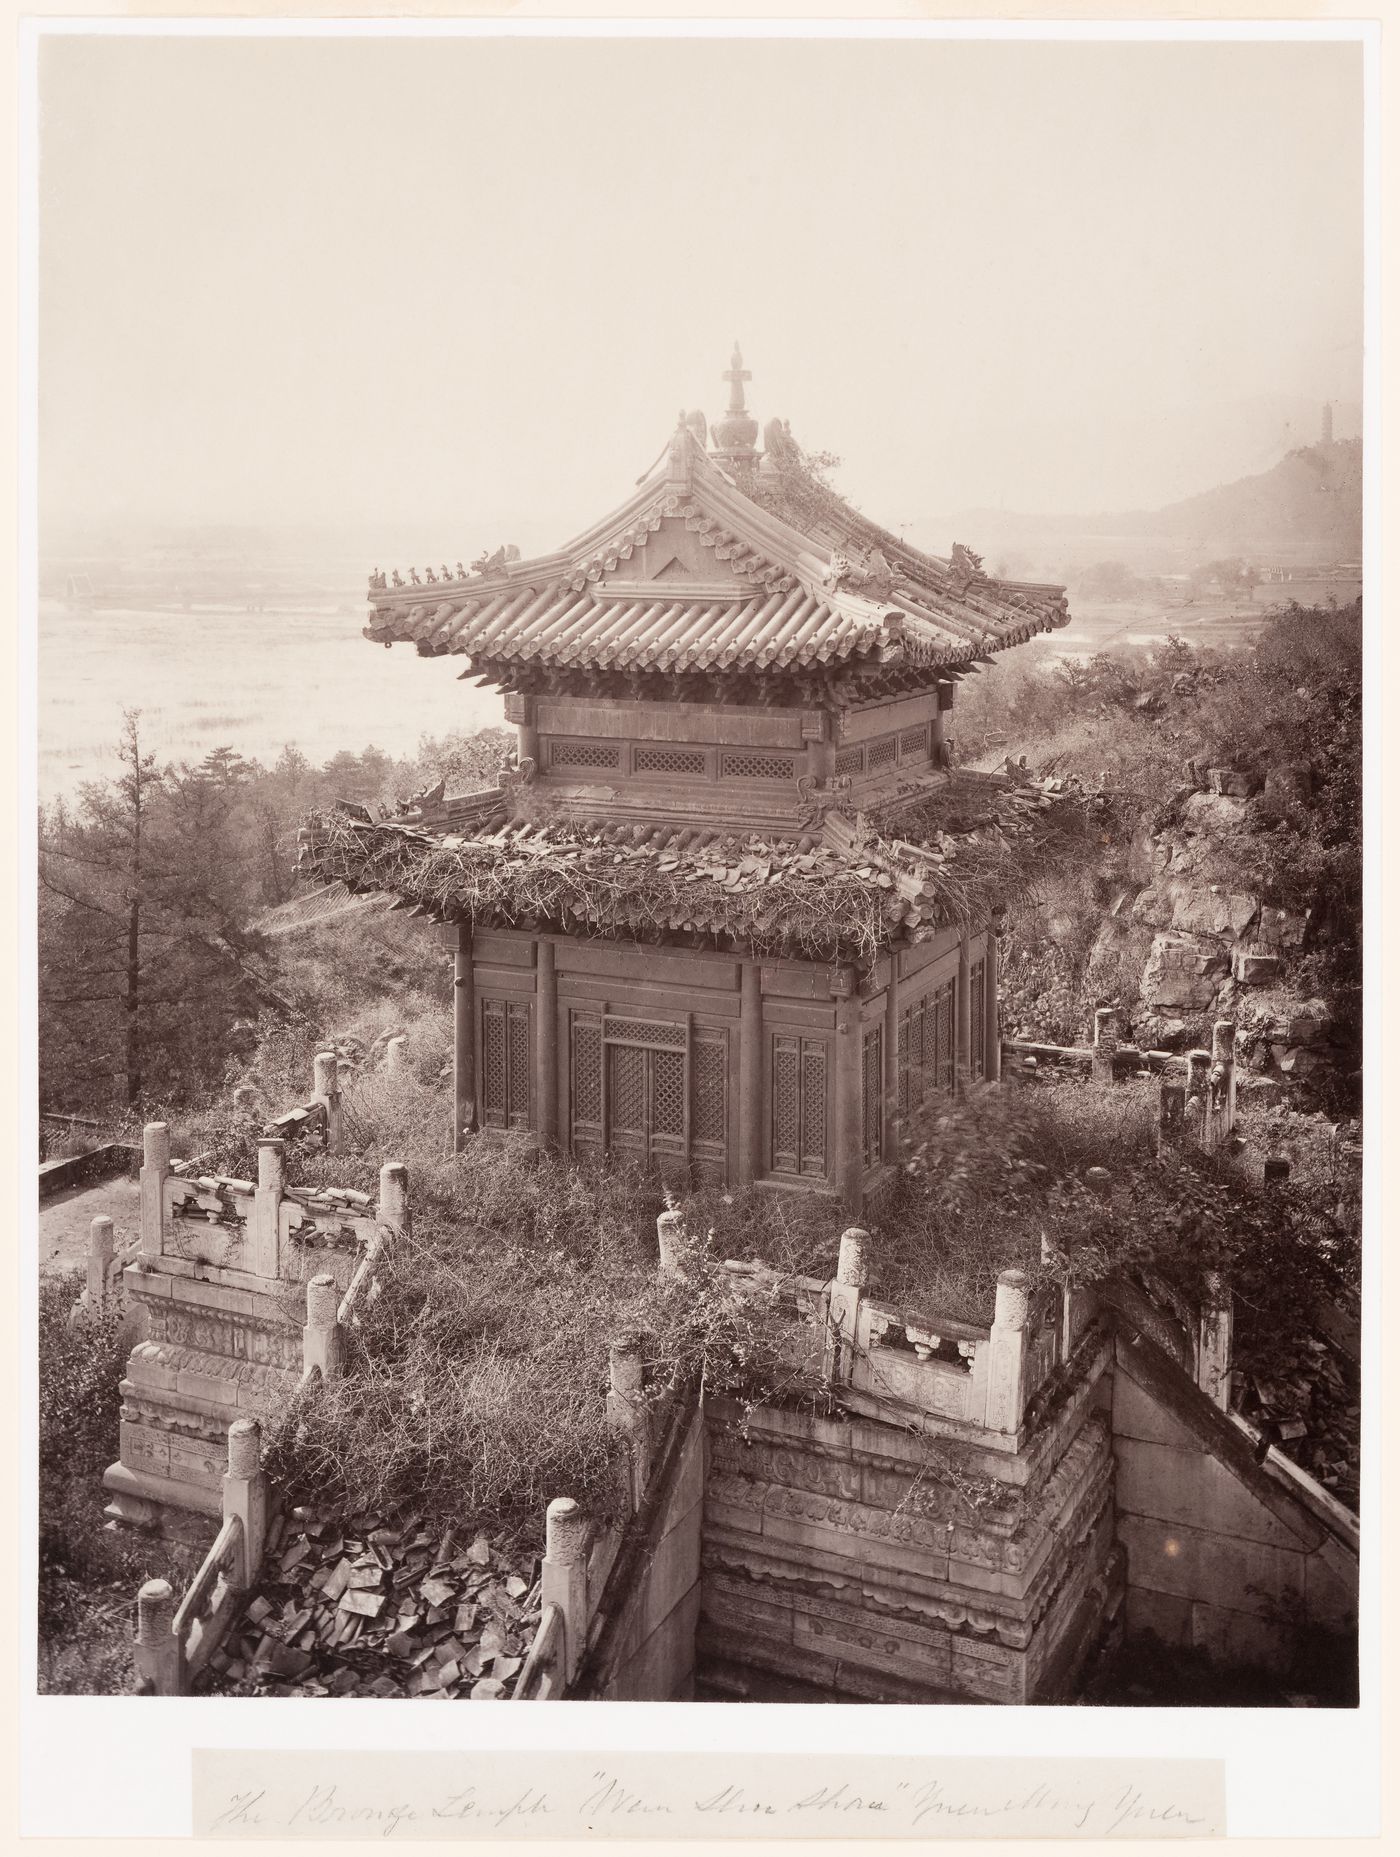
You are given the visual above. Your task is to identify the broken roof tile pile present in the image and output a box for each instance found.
[297,772,1093,966]
[200,1507,539,1700]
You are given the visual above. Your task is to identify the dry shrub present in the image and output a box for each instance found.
[262,1127,840,1542]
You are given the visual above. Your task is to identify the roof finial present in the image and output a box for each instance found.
[713,340,758,473]
[723,341,751,416]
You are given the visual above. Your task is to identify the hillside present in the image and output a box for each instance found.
[940,438,1362,574]
[1137,438,1361,558]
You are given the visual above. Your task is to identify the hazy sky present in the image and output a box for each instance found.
[39,33,1363,547]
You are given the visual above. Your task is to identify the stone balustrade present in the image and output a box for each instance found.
[133,1417,270,1696]
[105,1138,409,1538]
[69,1213,141,1328]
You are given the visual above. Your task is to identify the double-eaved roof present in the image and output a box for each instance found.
[363,400,1069,691]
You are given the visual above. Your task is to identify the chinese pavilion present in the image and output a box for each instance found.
[300,348,1073,1211]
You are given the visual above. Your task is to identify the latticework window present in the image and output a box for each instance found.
[633,744,708,778]
[651,1048,686,1138]
[608,1042,646,1137]
[771,1034,826,1178]
[603,1016,686,1048]
[933,978,956,1093]
[866,735,898,771]
[549,738,620,769]
[835,744,863,776]
[899,724,928,758]
[862,1024,883,1169]
[897,997,923,1120]
[481,998,531,1129]
[898,977,958,1119]
[970,957,987,1081]
[570,1014,603,1146]
[692,1033,727,1147]
[719,750,799,782]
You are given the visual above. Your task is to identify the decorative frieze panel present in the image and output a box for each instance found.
[141,1305,304,1372]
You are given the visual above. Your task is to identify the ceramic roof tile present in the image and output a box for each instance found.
[364,422,1069,679]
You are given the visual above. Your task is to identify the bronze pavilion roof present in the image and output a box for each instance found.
[363,358,1069,687]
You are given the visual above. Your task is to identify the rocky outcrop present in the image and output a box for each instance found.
[1003,757,1349,1101]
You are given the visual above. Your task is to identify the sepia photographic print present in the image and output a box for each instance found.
[20,15,1381,1841]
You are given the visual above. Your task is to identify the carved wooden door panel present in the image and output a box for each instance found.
[604,1042,687,1173]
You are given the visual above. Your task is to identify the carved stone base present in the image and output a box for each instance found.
[699,1362,1118,1704]
[102,1461,221,1547]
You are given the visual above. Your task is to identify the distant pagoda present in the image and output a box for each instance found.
[301,347,1073,1210]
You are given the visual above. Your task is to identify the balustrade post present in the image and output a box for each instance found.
[302,1273,343,1383]
[1208,1020,1237,1147]
[1197,1272,1233,1412]
[985,1269,1030,1435]
[541,1497,589,1685]
[1185,1051,1210,1142]
[88,1215,115,1310]
[607,1331,652,1509]
[1092,1007,1119,1085]
[825,1227,869,1387]
[139,1123,170,1260]
[252,1138,286,1278]
[312,1051,343,1152]
[384,1035,409,1074]
[134,1578,184,1696]
[1158,1078,1186,1153]
[656,1209,687,1279]
[376,1161,410,1237]
[222,1418,268,1588]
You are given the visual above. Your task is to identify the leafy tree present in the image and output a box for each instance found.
[38,711,278,1110]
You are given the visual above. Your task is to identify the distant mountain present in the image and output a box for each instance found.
[1132,438,1361,560]
[924,438,1362,576]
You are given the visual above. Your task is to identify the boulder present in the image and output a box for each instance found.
[1284,999,1332,1046]
[1127,820,1158,886]
[1182,790,1251,833]
[1136,1014,1194,1052]
[1132,878,1257,942]
[1140,932,1230,1014]
[1232,950,1282,986]
[1130,885,1175,931]
[1255,905,1311,951]
[1208,767,1263,799]
[1171,886,1259,941]
[1277,1046,1328,1079]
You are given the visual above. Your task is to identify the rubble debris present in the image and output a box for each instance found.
[199,1506,541,1700]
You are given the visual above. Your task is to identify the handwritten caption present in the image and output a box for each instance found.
[194,1753,1224,1840]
